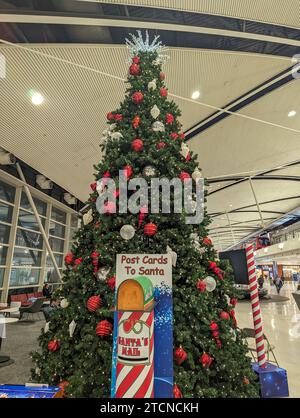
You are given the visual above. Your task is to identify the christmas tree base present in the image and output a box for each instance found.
[252,362,289,398]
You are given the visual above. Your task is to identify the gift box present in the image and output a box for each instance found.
[252,362,289,398]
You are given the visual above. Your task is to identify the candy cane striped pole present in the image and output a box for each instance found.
[246,245,267,368]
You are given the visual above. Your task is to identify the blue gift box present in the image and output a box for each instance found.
[252,362,289,398]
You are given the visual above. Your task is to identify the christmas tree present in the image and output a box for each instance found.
[31,32,259,398]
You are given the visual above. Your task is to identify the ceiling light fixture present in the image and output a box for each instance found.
[288,110,296,118]
[191,90,200,100]
[30,91,44,106]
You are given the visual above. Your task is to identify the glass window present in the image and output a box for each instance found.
[44,268,62,284]
[49,237,64,253]
[49,220,65,238]
[0,268,5,287]
[70,213,78,228]
[12,248,42,267]
[69,228,77,241]
[9,268,40,287]
[0,246,8,265]
[51,207,66,224]
[0,180,15,203]
[0,223,10,244]
[0,202,13,223]
[18,210,45,232]
[15,228,43,249]
[20,192,47,216]
[46,254,63,268]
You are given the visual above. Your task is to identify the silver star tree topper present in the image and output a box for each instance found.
[125,30,168,62]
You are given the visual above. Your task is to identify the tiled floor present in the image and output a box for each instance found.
[236,281,300,398]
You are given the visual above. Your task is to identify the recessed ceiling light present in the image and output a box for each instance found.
[288,110,296,117]
[31,91,44,105]
[191,90,200,100]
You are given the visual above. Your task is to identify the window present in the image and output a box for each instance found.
[46,254,64,268]
[0,246,8,265]
[9,268,40,287]
[51,207,66,224]
[44,268,62,284]
[0,223,10,244]
[18,210,45,232]
[70,214,78,228]
[0,203,13,223]
[49,220,65,238]
[12,248,42,267]
[0,180,15,203]
[0,268,5,287]
[49,237,64,253]
[15,228,43,249]
[20,192,47,216]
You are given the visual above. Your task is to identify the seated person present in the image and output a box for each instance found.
[42,283,52,299]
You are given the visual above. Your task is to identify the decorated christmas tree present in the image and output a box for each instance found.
[31,32,259,398]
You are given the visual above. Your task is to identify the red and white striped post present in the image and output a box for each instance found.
[245,245,267,368]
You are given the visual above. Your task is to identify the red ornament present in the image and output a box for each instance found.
[132,115,141,129]
[87,295,102,312]
[93,267,99,274]
[114,114,123,121]
[210,322,218,331]
[48,339,60,352]
[209,261,217,270]
[58,380,69,397]
[129,63,140,76]
[197,280,206,293]
[174,347,187,365]
[170,132,179,140]
[64,253,73,265]
[165,113,174,124]
[179,172,191,182]
[179,133,185,140]
[144,222,158,236]
[106,112,114,121]
[173,384,183,398]
[200,352,214,369]
[138,205,148,227]
[74,257,83,265]
[203,237,212,246]
[132,56,140,64]
[96,320,112,337]
[230,309,237,327]
[124,165,133,179]
[212,330,219,338]
[216,339,222,349]
[243,377,250,385]
[156,141,166,149]
[132,91,144,104]
[92,259,98,266]
[104,201,116,215]
[103,171,111,178]
[90,182,97,191]
[230,298,238,307]
[219,311,230,320]
[95,221,100,228]
[113,189,120,198]
[107,276,116,291]
[91,251,100,259]
[160,87,168,97]
[159,71,165,81]
[89,197,96,203]
[131,138,143,152]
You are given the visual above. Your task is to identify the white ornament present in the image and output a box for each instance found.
[225,294,231,305]
[35,367,41,376]
[180,143,190,159]
[96,180,106,195]
[192,168,202,181]
[143,166,156,177]
[83,209,93,225]
[125,30,168,63]
[110,132,123,140]
[60,298,69,309]
[120,224,135,240]
[150,105,160,119]
[167,245,177,267]
[148,79,157,91]
[204,276,216,292]
[69,319,77,338]
[230,328,237,341]
[109,123,117,131]
[152,121,165,132]
[190,233,201,250]
[97,267,111,281]
[44,322,50,333]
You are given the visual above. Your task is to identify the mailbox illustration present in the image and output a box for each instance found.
[115,276,155,398]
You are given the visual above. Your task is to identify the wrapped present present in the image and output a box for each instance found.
[252,362,289,398]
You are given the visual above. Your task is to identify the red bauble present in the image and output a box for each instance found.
[107,276,116,291]
[129,63,140,76]
[95,221,100,228]
[212,330,219,338]
[210,322,218,331]
[174,347,187,365]
[243,377,250,385]
[216,339,222,349]
[48,339,60,352]
[160,87,168,97]
[74,257,83,265]
[170,132,179,140]
[138,205,148,227]
[209,261,217,270]
[132,91,144,104]
[107,112,114,120]
[144,222,158,236]
[96,320,112,337]
[180,133,185,140]
[64,253,73,265]
[179,172,191,182]
[132,56,140,64]
[203,237,212,246]
[173,384,183,398]
[132,115,141,129]
[91,251,100,259]
[131,138,143,152]
[92,259,98,266]
[90,182,97,191]
[93,267,99,274]
[104,201,116,215]
[156,141,166,149]
[200,352,214,368]
[159,71,165,81]
[87,295,102,312]
[89,197,96,203]
[197,280,206,293]
[124,165,133,179]
[103,171,111,178]
[219,311,230,320]
[114,189,120,198]
[230,298,238,307]
[165,113,174,124]
[114,114,123,121]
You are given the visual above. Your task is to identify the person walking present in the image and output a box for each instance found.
[275,276,283,294]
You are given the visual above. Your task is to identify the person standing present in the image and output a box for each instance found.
[275,276,283,294]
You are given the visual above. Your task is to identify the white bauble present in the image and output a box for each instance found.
[148,79,157,91]
[110,132,123,140]
[109,123,117,131]
[166,245,177,267]
[97,267,111,281]
[150,105,160,119]
[192,168,202,181]
[83,209,93,225]
[69,319,77,338]
[60,298,69,309]
[44,322,50,333]
[120,224,135,240]
[180,143,190,159]
[204,276,216,292]
[152,121,165,132]
[143,166,156,177]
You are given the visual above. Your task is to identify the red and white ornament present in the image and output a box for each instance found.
[87,295,102,312]
[96,320,112,337]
